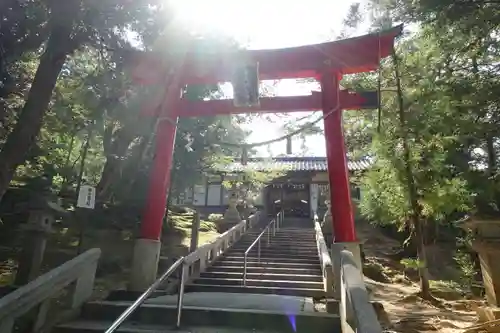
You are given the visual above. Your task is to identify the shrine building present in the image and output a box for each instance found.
[171,156,370,218]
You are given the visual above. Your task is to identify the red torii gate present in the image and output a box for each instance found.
[129,26,402,291]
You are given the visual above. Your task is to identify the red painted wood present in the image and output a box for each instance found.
[139,74,184,240]
[140,91,376,117]
[140,117,178,240]
[321,72,357,243]
[177,95,321,117]
[137,26,402,242]
[131,26,402,85]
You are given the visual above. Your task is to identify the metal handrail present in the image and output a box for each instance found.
[106,214,260,332]
[242,210,283,286]
[105,257,185,333]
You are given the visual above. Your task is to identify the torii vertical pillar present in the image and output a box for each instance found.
[321,71,362,296]
[129,112,178,291]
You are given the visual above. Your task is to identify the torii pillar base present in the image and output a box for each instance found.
[129,239,161,291]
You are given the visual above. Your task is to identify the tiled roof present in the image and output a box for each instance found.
[219,157,371,172]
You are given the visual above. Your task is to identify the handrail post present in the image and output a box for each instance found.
[176,264,187,328]
[267,225,270,246]
[243,253,247,286]
[258,239,261,263]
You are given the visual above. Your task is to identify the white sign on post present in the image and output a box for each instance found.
[77,185,96,209]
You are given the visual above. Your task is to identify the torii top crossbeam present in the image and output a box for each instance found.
[132,25,402,86]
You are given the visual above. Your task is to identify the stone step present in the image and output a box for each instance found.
[200,271,323,282]
[239,238,316,243]
[235,241,318,247]
[185,284,326,298]
[105,290,168,302]
[228,252,320,259]
[192,277,324,289]
[215,260,320,268]
[207,265,322,275]
[224,253,320,260]
[239,235,316,240]
[244,231,315,235]
[246,229,315,233]
[54,321,279,333]
[66,302,338,333]
[229,248,319,255]
[243,232,315,236]
[221,256,320,264]
[231,249,319,255]
[233,247,318,253]
[241,233,316,241]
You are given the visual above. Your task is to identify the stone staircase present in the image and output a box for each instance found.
[186,227,325,298]
[55,302,339,332]
[1,215,381,333]
[52,222,338,333]
[54,221,336,332]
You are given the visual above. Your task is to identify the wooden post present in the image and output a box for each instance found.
[189,212,200,253]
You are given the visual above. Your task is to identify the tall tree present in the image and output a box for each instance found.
[0,0,174,201]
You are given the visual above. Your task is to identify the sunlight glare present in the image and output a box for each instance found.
[169,0,356,49]
[170,0,255,40]
[168,0,360,157]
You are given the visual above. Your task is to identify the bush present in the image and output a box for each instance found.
[163,211,218,235]
[199,220,217,232]
[207,213,223,222]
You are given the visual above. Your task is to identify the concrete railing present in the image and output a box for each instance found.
[313,213,381,333]
[0,248,101,333]
[181,211,261,283]
[313,214,334,296]
[339,249,382,333]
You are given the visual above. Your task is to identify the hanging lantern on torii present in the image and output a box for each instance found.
[232,58,260,108]
[286,136,292,155]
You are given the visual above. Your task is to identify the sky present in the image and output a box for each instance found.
[171,0,370,157]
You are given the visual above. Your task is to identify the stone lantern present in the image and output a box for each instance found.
[323,200,333,227]
[14,194,68,285]
[222,189,242,230]
[321,199,333,245]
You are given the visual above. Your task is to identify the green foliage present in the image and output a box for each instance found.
[0,0,255,209]
[221,168,286,204]
[453,250,476,290]
[207,214,224,222]
[356,30,479,230]
[429,280,464,295]
[346,0,500,294]
[164,211,218,236]
[400,258,424,270]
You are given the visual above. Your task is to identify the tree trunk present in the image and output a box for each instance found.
[486,136,496,177]
[414,215,431,296]
[393,49,432,299]
[96,126,138,200]
[0,28,72,202]
[119,134,154,199]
